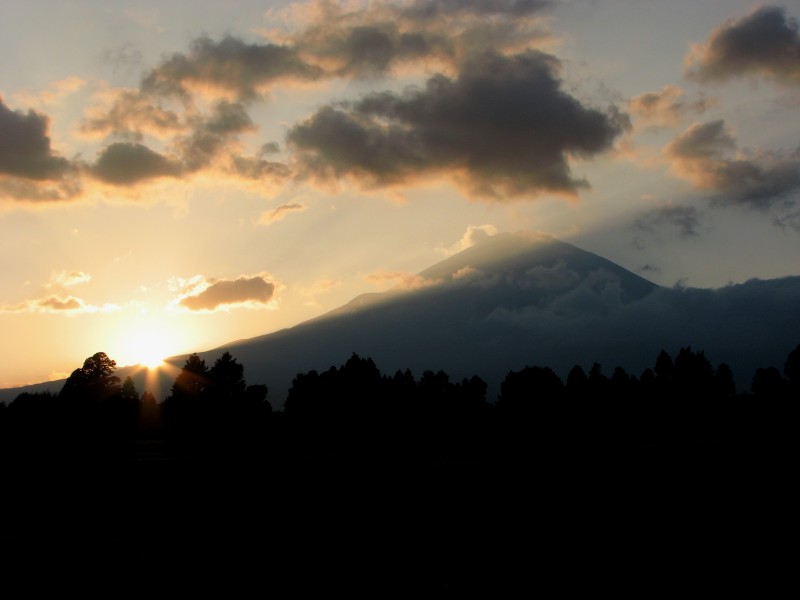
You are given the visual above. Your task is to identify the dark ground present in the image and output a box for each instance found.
[1,439,793,597]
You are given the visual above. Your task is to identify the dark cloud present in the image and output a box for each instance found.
[91,142,181,185]
[177,101,256,172]
[628,85,715,129]
[635,205,702,239]
[295,22,450,77]
[686,5,800,84]
[179,275,276,311]
[0,98,71,180]
[666,120,800,208]
[142,35,323,100]
[288,50,629,199]
[289,0,553,78]
[402,0,553,19]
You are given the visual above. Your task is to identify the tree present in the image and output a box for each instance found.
[784,345,800,395]
[60,351,121,403]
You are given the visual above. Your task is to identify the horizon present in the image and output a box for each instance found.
[2,1,799,388]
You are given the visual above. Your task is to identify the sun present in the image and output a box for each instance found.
[114,320,178,369]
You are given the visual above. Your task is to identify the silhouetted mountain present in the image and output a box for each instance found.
[183,232,799,407]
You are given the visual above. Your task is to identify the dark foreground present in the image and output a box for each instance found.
[2,438,792,598]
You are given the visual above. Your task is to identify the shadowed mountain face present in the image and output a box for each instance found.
[176,231,796,407]
[2,232,798,405]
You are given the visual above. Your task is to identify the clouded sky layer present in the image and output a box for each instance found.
[1,0,799,387]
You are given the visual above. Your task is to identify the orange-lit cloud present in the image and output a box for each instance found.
[628,85,715,129]
[0,294,118,314]
[174,273,277,311]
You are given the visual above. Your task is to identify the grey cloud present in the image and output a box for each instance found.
[687,5,800,85]
[230,155,291,181]
[288,50,629,199]
[635,205,702,239]
[666,120,800,209]
[180,276,276,311]
[0,98,71,181]
[402,0,553,19]
[177,101,256,172]
[91,142,181,185]
[295,23,450,78]
[142,35,323,100]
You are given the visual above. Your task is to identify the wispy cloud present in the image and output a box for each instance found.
[258,202,307,226]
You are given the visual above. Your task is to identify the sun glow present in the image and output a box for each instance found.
[113,318,182,370]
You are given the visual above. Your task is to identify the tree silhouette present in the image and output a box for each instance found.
[60,351,121,403]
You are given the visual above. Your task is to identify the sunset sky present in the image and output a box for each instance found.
[1,0,799,388]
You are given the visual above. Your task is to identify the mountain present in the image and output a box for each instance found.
[188,232,800,407]
[2,232,798,406]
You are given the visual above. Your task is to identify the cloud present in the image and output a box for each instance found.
[91,142,181,185]
[0,294,117,314]
[176,100,257,172]
[686,5,800,85]
[438,224,498,255]
[176,274,277,311]
[141,34,323,100]
[665,120,800,208]
[293,20,451,78]
[258,202,307,226]
[280,0,553,78]
[365,270,442,291]
[81,88,184,140]
[288,50,629,199]
[48,271,91,288]
[635,205,702,239]
[628,85,715,129]
[401,0,553,19]
[0,97,71,181]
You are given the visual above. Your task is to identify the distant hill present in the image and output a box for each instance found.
[3,232,798,407]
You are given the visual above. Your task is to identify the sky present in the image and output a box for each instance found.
[1,0,799,388]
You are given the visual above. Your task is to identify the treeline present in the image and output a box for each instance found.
[1,345,797,461]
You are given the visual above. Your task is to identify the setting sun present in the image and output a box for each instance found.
[113,319,181,369]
